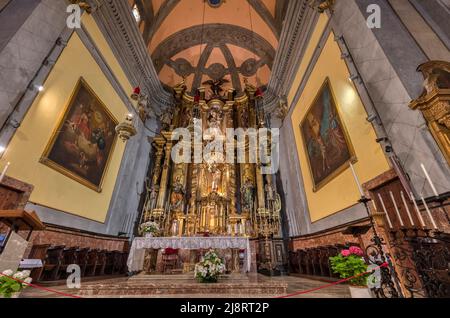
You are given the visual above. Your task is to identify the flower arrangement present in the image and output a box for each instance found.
[329,246,368,286]
[194,250,226,283]
[0,269,32,298]
[139,221,159,237]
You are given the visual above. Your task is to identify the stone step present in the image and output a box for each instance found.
[77,274,287,296]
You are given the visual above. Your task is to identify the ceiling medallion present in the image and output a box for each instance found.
[206,0,224,8]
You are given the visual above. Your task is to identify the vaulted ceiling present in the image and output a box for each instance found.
[130,0,287,94]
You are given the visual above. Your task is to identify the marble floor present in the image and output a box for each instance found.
[19,274,350,298]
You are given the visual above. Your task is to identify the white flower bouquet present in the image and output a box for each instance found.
[0,269,32,298]
[194,250,226,283]
[139,221,160,237]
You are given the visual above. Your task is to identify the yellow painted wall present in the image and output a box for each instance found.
[290,32,390,222]
[2,15,133,222]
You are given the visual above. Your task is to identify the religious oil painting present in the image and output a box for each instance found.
[300,78,355,191]
[40,77,118,192]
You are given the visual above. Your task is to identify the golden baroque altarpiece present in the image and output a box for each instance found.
[140,79,282,243]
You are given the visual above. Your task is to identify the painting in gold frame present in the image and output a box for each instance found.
[40,77,118,192]
[300,78,356,192]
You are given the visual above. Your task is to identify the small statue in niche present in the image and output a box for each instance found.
[170,176,185,211]
[241,177,254,212]
[151,162,162,186]
[265,177,276,210]
[207,105,223,129]
[160,108,173,131]
[209,164,222,192]
[144,177,158,212]
[148,185,158,211]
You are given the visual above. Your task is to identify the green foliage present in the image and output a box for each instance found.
[0,276,22,298]
[0,270,31,298]
[329,254,369,286]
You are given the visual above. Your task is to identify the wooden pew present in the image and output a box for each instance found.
[27,244,51,282]
[41,245,64,281]
[58,247,78,279]
[76,248,89,277]
[95,250,106,276]
[84,249,98,277]
[104,251,114,275]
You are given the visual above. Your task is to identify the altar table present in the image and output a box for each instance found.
[127,236,251,272]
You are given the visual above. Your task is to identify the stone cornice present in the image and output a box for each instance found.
[87,0,173,111]
[264,0,319,112]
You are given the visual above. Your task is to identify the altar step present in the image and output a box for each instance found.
[127,273,251,283]
[77,274,287,297]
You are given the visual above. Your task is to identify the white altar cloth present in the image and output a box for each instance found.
[127,236,251,272]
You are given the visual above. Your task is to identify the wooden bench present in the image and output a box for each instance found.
[27,244,51,282]
[41,245,65,281]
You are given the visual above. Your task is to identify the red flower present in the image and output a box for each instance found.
[255,88,263,98]
[349,246,364,256]
[194,94,200,103]
[133,86,141,95]
[341,249,350,257]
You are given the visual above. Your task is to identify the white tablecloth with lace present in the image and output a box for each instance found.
[127,236,251,272]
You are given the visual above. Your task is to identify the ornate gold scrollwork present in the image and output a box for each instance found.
[409,61,450,166]
[308,0,335,13]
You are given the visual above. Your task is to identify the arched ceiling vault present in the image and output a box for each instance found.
[131,0,288,94]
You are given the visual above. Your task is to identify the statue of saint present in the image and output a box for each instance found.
[207,105,223,129]
[160,108,173,131]
[149,185,158,211]
[170,176,184,211]
[265,179,274,209]
[241,178,254,212]
[211,167,222,192]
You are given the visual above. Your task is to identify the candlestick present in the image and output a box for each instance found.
[371,197,378,212]
[389,191,405,227]
[400,191,415,227]
[378,194,393,229]
[410,192,426,228]
[349,162,364,197]
[0,162,10,183]
[421,196,438,230]
[420,163,439,197]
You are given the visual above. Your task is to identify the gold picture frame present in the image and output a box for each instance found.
[300,77,357,192]
[40,77,118,192]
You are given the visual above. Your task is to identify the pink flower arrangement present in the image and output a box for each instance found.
[341,246,364,257]
[349,246,364,256]
[341,249,351,257]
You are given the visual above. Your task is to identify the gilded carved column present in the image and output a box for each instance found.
[224,101,237,216]
[409,61,450,166]
[144,139,164,222]
[153,132,172,220]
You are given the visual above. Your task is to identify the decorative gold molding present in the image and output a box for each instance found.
[69,0,93,13]
[409,61,450,166]
[308,0,335,13]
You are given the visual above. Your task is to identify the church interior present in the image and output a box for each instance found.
[0,0,450,299]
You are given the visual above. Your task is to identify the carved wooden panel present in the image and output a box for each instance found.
[0,176,33,210]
